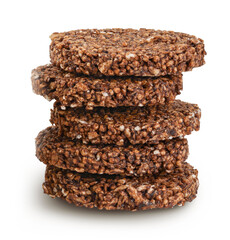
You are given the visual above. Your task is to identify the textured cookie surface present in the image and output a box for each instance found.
[31,64,182,110]
[43,163,199,211]
[51,100,201,146]
[50,28,206,77]
[36,127,189,176]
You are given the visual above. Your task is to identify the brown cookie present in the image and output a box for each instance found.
[36,127,189,176]
[31,64,182,110]
[43,163,199,211]
[50,100,201,146]
[50,28,206,77]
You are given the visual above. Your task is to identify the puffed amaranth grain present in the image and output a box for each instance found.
[36,127,189,176]
[31,64,182,110]
[43,163,199,211]
[50,100,201,146]
[50,28,206,77]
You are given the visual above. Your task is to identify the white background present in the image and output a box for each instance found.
[1,0,229,239]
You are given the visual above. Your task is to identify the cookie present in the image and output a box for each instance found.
[31,64,182,110]
[50,28,206,77]
[50,100,201,146]
[36,127,189,176]
[43,163,199,211]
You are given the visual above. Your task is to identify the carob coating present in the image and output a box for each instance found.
[50,28,206,77]
[31,64,182,110]
[50,100,201,146]
[43,163,199,211]
[36,127,189,176]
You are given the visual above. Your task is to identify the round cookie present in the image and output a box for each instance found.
[50,28,206,77]
[51,100,201,146]
[31,64,182,110]
[36,127,189,176]
[43,163,199,211]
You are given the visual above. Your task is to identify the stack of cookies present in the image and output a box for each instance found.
[32,29,206,211]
